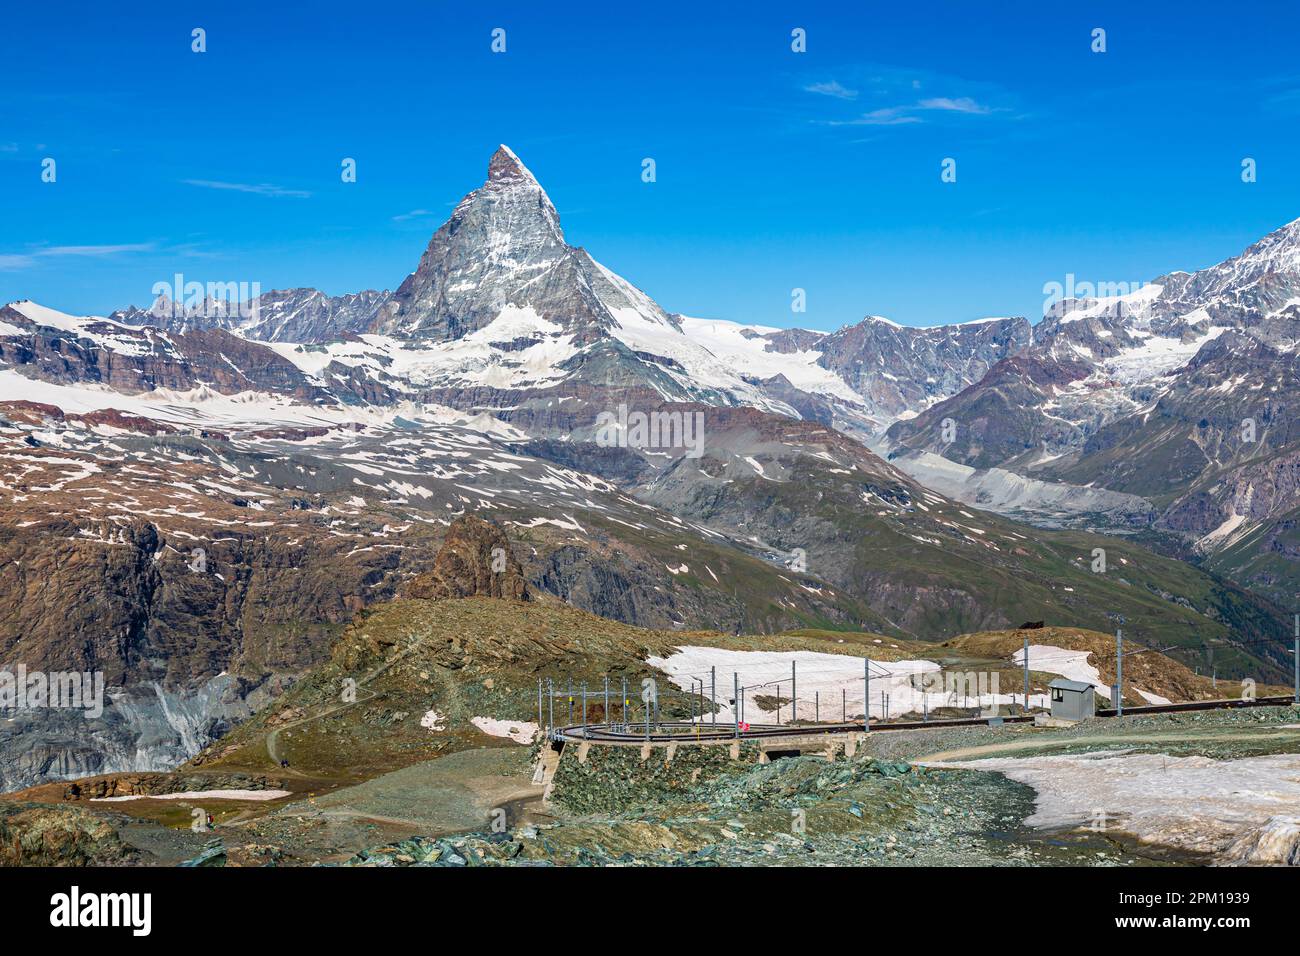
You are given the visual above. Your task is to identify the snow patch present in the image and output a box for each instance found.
[471,716,538,744]
[92,788,292,802]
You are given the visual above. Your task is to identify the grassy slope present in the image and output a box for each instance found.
[943,626,1290,706]
[1200,501,1300,610]
[189,598,1280,788]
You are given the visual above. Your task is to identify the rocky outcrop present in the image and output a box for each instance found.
[406,516,530,601]
[55,771,284,802]
[0,803,136,866]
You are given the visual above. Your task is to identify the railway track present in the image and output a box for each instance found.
[553,694,1298,744]
[557,714,1034,743]
[1096,694,1295,717]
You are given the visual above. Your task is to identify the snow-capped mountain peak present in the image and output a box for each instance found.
[486,143,543,187]
[1232,215,1300,272]
[379,146,612,341]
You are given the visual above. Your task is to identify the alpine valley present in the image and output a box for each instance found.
[1,146,1296,790]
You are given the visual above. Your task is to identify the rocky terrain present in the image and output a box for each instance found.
[1,584,1292,868]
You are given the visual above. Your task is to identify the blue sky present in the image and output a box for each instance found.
[3,1,1300,330]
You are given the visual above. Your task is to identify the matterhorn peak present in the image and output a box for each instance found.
[378,144,678,343]
[487,144,541,186]
[476,144,561,236]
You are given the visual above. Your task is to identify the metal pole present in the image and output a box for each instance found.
[792,661,797,725]
[581,682,587,729]
[815,690,819,724]
[776,684,781,724]
[734,672,740,738]
[538,679,543,732]
[863,658,870,732]
[1294,614,1298,704]
[1116,629,1123,717]
[711,667,716,727]
[548,679,554,731]
[604,676,609,724]
[568,678,573,724]
[1023,637,1030,714]
[842,688,846,722]
[622,677,627,727]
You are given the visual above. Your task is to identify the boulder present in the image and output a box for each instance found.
[405,515,530,601]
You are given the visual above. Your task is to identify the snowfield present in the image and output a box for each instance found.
[1099,325,1228,385]
[0,366,528,439]
[268,305,582,392]
[677,316,868,405]
[647,646,1047,722]
[929,751,1300,862]
[1013,644,1112,700]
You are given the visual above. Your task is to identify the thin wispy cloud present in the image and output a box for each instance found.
[917,96,996,115]
[805,65,1015,130]
[392,208,434,222]
[920,95,987,114]
[804,80,858,100]
[44,243,156,257]
[183,179,312,199]
[828,97,1002,126]
[1263,86,1300,114]
[828,107,921,127]
[0,243,157,271]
